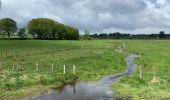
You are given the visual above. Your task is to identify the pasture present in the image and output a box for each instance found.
[113,40,170,100]
[0,40,126,98]
[0,40,170,100]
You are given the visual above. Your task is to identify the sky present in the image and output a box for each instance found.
[0,0,170,34]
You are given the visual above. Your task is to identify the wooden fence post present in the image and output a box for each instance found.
[63,65,66,74]
[14,51,16,56]
[139,66,142,79]
[5,51,7,58]
[16,62,19,69]
[122,43,126,50]
[36,62,39,71]
[12,64,15,70]
[73,65,76,74]
[0,61,2,69]
[51,64,54,73]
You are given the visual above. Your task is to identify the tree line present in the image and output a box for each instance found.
[0,18,169,40]
[0,18,79,40]
[89,31,168,39]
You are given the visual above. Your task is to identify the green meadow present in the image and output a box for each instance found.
[113,40,170,100]
[0,40,126,99]
[0,40,170,100]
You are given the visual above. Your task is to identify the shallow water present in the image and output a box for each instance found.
[28,82,115,100]
[28,54,139,100]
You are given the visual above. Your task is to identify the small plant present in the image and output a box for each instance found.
[15,78,24,89]
[40,75,49,85]
[4,82,15,91]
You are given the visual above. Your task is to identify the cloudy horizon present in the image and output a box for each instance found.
[0,0,170,34]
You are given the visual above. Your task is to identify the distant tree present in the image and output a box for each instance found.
[98,33,108,39]
[18,28,26,38]
[84,30,90,35]
[27,18,56,39]
[159,31,165,39]
[0,18,17,38]
[65,26,79,40]
[28,18,79,40]
[111,32,122,39]
[149,33,158,39]
[54,23,79,40]
[81,34,91,40]
[81,30,91,40]
[53,23,67,39]
[90,34,98,39]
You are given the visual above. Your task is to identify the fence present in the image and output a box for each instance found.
[0,60,77,75]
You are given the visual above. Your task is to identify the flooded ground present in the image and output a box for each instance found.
[28,49,139,100]
[28,82,114,100]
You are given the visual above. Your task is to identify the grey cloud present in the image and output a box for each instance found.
[0,0,2,9]
[86,0,147,14]
[149,0,157,4]
[48,0,84,7]
[167,0,170,4]
[0,0,170,34]
[54,0,148,31]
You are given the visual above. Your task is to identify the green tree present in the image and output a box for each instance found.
[54,23,79,40]
[65,26,79,40]
[28,18,79,40]
[53,23,67,40]
[0,18,17,38]
[18,28,26,38]
[28,18,56,39]
[81,30,91,40]
[159,31,165,39]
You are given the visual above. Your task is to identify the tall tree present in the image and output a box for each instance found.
[0,18,17,38]
[53,23,67,39]
[28,18,56,39]
[54,23,79,40]
[159,31,165,39]
[65,26,79,40]
[28,18,79,40]
[18,28,26,38]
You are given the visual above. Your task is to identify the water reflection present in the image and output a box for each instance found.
[29,82,115,100]
[28,54,138,100]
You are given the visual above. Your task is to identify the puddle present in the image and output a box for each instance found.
[28,48,139,100]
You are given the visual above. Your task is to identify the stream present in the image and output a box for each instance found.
[28,48,139,100]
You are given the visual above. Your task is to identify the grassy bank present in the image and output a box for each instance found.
[112,40,170,100]
[0,40,126,99]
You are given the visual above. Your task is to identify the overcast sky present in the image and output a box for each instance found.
[0,0,170,34]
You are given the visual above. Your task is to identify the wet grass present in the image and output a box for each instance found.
[1,40,169,99]
[0,40,126,99]
[113,40,170,100]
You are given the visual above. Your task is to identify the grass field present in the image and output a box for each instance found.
[113,40,170,100]
[0,40,126,99]
[0,40,170,100]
